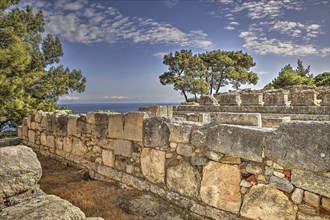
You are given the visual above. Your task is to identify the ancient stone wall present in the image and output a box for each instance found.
[18,110,330,220]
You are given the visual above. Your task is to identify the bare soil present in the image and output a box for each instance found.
[37,154,194,220]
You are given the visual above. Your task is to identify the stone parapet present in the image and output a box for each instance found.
[19,110,330,220]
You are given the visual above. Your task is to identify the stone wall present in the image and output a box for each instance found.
[18,110,330,220]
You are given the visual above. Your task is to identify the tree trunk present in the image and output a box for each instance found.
[182,90,188,102]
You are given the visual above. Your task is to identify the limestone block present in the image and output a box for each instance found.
[0,145,42,198]
[62,137,73,153]
[240,91,263,106]
[320,91,330,106]
[113,139,132,157]
[266,121,330,172]
[169,123,192,144]
[166,161,201,197]
[77,115,91,134]
[176,144,193,157]
[263,89,289,106]
[97,164,122,182]
[322,197,330,211]
[67,115,79,136]
[108,114,124,139]
[23,126,28,139]
[212,112,262,127]
[140,148,165,184]
[123,112,147,142]
[240,184,298,220]
[206,124,270,162]
[191,156,208,166]
[200,162,241,214]
[17,126,23,139]
[291,188,304,204]
[190,129,207,147]
[214,92,240,106]
[102,150,115,167]
[55,137,63,150]
[46,135,55,148]
[291,169,330,197]
[262,116,291,128]
[40,132,47,146]
[200,95,219,106]
[291,89,317,106]
[71,138,88,156]
[139,106,172,118]
[269,176,294,193]
[297,212,327,220]
[34,110,45,123]
[28,130,35,144]
[144,117,170,150]
[304,191,320,208]
[87,113,110,138]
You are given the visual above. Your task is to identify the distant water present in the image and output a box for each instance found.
[60,102,179,114]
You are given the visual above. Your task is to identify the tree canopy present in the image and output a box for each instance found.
[159,49,258,102]
[0,0,86,131]
[264,60,328,89]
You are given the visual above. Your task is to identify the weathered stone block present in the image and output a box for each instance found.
[176,144,193,157]
[97,164,122,182]
[40,132,47,146]
[55,114,68,136]
[34,110,45,123]
[322,197,330,211]
[240,184,297,220]
[169,123,192,143]
[108,114,124,139]
[291,169,330,198]
[206,124,270,162]
[123,112,147,142]
[190,129,207,147]
[77,115,91,134]
[113,139,132,157]
[269,176,294,193]
[67,115,79,136]
[200,162,241,214]
[291,188,304,204]
[46,135,55,148]
[200,95,219,106]
[0,145,42,198]
[320,91,330,106]
[304,191,320,208]
[28,130,35,144]
[240,91,263,106]
[166,161,201,198]
[266,121,330,172]
[140,148,165,184]
[17,126,23,139]
[55,137,63,150]
[71,138,88,156]
[139,106,172,118]
[262,116,291,128]
[291,88,317,106]
[102,150,114,167]
[191,155,208,166]
[144,117,170,149]
[214,92,240,106]
[62,137,73,153]
[212,112,262,127]
[263,89,289,106]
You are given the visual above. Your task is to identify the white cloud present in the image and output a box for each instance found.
[20,0,213,49]
[219,0,233,4]
[60,95,80,100]
[153,52,169,58]
[225,26,235,30]
[163,0,178,8]
[102,96,129,100]
[271,21,321,38]
[239,31,328,57]
[229,21,239,25]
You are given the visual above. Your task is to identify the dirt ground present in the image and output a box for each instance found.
[37,154,194,220]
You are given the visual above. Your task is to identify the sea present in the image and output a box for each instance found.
[60,102,179,114]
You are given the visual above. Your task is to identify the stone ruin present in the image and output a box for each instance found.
[15,95,330,220]
[0,144,103,220]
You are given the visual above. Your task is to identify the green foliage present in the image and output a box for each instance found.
[264,60,314,89]
[314,72,330,86]
[0,0,86,131]
[159,49,258,102]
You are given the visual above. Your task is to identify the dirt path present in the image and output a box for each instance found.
[37,154,197,220]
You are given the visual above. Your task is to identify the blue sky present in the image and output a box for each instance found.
[19,0,329,103]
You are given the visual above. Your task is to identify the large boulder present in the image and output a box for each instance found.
[240,184,297,220]
[0,145,42,198]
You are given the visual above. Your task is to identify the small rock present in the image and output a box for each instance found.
[291,188,304,204]
[257,175,267,184]
[191,156,208,166]
[265,166,274,176]
[246,163,263,175]
[273,171,285,178]
[176,144,193,157]
[269,176,294,193]
[304,191,320,208]
[241,169,251,177]
[266,160,273,166]
[240,179,252,188]
[220,156,241,164]
[283,171,291,178]
[246,175,257,183]
[205,151,223,161]
[298,204,318,216]
[126,165,134,174]
[240,187,249,195]
[170,142,177,149]
[165,153,173,159]
[273,162,284,170]
[321,197,330,211]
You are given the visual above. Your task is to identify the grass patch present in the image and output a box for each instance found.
[0,131,17,139]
